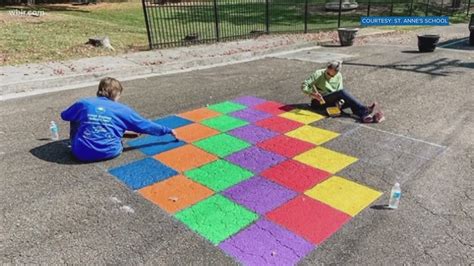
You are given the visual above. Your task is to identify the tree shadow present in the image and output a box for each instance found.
[30,139,84,165]
[344,57,474,77]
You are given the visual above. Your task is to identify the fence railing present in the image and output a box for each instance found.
[141,0,472,49]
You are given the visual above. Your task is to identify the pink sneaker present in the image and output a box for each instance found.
[373,110,385,123]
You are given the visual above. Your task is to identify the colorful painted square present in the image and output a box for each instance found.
[201,115,248,132]
[255,116,304,133]
[279,109,325,124]
[207,101,247,114]
[138,175,214,213]
[174,123,219,143]
[154,144,217,172]
[219,219,314,266]
[175,194,258,245]
[127,134,185,156]
[109,158,177,190]
[178,107,221,122]
[153,115,193,129]
[222,177,297,214]
[266,195,351,245]
[294,147,358,174]
[257,135,315,158]
[228,125,278,144]
[305,176,383,217]
[185,159,254,191]
[261,160,332,193]
[232,96,268,107]
[194,133,251,157]
[253,101,293,115]
[229,108,272,123]
[226,146,286,174]
[286,125,340,145]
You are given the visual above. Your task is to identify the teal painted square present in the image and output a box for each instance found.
[153,115,193,129]
[194,134,251,157]
[185,159,253,191]
[201,115,248,132]
[207,101,247,114]
[109,158,177,190]
[175,194,258,245]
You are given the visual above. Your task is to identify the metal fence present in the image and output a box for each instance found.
[141,0,473,49]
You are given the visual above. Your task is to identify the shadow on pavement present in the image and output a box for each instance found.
[30,140,83,165]
[370,204,394,210]
[345,58,474,77]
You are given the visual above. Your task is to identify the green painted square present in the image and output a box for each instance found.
[201,115,248,132]
[175,194,258,245]
[207,101,247,114]
[194,133,251,157]
[185,159,253,191]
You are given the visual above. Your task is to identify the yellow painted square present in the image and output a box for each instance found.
[294,147,358,174]
[279,109,325,124]
[286,125,340,145]
[305,176,383,216]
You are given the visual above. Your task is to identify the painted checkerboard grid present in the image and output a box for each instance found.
[108,96,383,265]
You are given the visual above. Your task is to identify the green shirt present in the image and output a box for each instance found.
[301,69,343,96]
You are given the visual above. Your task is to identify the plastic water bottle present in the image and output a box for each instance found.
[388,182,401,209]
[50,121,59,141]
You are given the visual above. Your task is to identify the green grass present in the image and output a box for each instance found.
[0,2,471,65]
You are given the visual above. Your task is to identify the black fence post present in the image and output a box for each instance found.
[467,0,471,15]
[304,0,308,33]
[409,0,414,15]
[440,0,444,15]
[265,0,270,33]
[337,0,343,28]
[213,0,220,41]
[367,0,371,16]
[390,0,394,16]
[425,0,430,15]
[141,0,152,49]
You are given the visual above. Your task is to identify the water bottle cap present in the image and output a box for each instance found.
[50,121,55,124]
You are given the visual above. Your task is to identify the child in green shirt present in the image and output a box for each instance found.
[301,61,384,123]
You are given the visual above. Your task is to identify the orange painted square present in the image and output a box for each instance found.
[178,108,221,122]
[174,123,219,143]
[139,175,214,213]
[154,144,217,172]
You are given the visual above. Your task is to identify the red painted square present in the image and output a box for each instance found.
[255,116,304,134]
[266,195,351,245]
[253,101,294,115]
[257,135,315,158]
[261,160,332,193]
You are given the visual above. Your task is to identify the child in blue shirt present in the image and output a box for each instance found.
[61,77,177,162]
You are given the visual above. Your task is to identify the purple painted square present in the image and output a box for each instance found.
[228,125,278,144]
[223,177,296,214]
[226,146,285,174]
[229,108,272,123]
[232,96,268,107]
[219,219,314,266]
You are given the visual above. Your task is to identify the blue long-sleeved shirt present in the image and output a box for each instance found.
[61,96,172,162]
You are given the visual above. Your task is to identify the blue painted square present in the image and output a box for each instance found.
[153,115,193,129]
[127,134,185,156]
[109,158,178,190]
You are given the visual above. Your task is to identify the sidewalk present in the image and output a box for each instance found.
[0,27,394,100]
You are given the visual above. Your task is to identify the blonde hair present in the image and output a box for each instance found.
[97,77,123,100]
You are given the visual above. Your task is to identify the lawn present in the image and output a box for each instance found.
[0,1,470,65]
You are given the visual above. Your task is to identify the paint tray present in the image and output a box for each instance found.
[326,106,341,117]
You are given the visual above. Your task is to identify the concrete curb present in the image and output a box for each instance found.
[0,30,394,100]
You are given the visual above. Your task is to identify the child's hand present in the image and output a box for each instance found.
[171,129,179,140]
[310,92,324,102]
